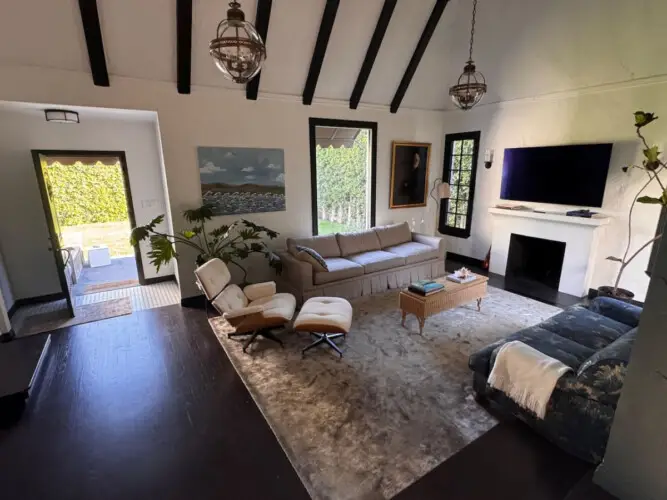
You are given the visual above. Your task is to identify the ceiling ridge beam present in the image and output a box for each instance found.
[78,0,110,87]
[349,0,398,110]
[177,0,193,94]
[303,0,340,106]
[246,0,273,100]
[390,0,450,113]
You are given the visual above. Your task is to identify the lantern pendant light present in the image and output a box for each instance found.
[209,1,267,84]
[449,0,487,110]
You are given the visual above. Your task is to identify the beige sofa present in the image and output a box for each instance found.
[277,222,446,303]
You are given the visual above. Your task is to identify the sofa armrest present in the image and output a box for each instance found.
[243,281,276,301]
[588,297,642,328]
[223,305,264,320]
[412,233,446,257]
[277,251,314,292]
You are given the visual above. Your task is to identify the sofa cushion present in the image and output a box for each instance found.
[469,326,596,377]
[346,250,405,274]
[540,305,632,351]
[383,241,440,265]
[374,222,411,248]
[336,229,381,257]
[588,297,642,328]
[287,234,341,258]
[295,245,328,272]
[314,258,364,285]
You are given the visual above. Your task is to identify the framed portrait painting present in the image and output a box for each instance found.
[390,141,431,208]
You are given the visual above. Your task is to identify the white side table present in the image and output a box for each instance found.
[88,245,111,267]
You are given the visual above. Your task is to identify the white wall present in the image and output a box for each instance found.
[0,103,174,300]
[0,66,444,299]
[440,81,667,301]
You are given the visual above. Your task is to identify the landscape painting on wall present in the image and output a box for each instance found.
[198,146,286,216]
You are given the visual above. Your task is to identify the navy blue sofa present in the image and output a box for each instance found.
[469,297,642,463]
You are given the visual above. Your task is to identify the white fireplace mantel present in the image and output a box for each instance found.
[488,208,610,297]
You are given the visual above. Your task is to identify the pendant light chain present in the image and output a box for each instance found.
[468,0,477,62]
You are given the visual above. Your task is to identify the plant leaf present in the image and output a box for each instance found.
[147,235,177,271]
[637,196,663,204]
[146,214,165,231]
[635,111,658,128]
[130,226,149,246]
[643,146,660,163]
[606,256,623,263]
[182,204,214,223]
[182,230,196,239]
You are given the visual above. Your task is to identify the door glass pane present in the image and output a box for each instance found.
[453,140,462,155]
[462,140,474,155]
[459,186,470,200]
[447,213,456,226]
[461,155,473,170]
[456,215,466,229]
[451,156,461,170]
[449,170,460,184]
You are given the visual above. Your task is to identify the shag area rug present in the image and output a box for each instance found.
[19,297,133,337]
[209,286,561,499]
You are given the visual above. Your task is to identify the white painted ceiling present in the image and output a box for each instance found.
[0,0,665,111]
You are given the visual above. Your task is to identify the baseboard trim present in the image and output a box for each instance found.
[446,252,485,269]
[587,288,644,308]
[181,294,205,309]
[8,292,67,319]
[143,275,176,285]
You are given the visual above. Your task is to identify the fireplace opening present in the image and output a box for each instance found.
[505,234,566,299]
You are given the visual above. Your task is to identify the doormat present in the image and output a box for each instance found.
[18,297,133,337]
[80,279,140,294]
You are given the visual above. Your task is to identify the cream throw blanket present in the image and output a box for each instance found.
[488,340,573,419]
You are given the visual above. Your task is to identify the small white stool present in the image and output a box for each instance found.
[88,245,111,267]
[294,297,353,358]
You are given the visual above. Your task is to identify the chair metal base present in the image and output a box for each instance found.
[302,332,346,358]
[228,328,284,353]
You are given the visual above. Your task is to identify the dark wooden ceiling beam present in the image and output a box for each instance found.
[390,0,450,113]
[176,0,193,94]
[246,0,273,100]
[303,0,340,106]
[77,0,109,87]
[349,0,397,110]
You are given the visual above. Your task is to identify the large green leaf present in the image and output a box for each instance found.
[147,235,177,271]
[130,226,149,245]
[182,204,214,223]
[643,146,660,164]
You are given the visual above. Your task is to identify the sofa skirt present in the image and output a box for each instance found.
[300,259,446,302]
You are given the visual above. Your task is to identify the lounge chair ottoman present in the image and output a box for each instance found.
[294,297,353,358]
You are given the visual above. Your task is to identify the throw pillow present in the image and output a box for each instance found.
[295,245,329,272]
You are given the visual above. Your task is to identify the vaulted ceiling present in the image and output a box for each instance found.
[0,0,666,111]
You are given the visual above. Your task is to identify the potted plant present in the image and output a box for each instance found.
[130,204,281,285]
[601,111,666,301]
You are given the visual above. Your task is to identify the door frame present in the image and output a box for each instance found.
[31,150,146,299]
[308,118,378,236]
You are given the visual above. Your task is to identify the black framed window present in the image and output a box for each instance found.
[438,131,481,238]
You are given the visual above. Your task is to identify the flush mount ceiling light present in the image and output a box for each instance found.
[449,0,487,110]
[209,1,267,84]
[44,109,80,124]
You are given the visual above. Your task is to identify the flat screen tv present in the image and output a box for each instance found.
[500,143,613,207]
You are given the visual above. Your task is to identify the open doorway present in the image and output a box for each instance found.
[34,151,144,302]
[309,118,377,235]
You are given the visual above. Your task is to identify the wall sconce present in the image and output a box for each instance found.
[484,149,494,169]
[44,109,79,124]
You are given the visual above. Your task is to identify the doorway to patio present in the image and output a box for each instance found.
[34,151,144,311]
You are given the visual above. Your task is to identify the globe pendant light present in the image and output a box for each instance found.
[449,0,487,110]
[209,1,267,84]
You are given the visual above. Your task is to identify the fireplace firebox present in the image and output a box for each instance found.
[505,234,566,297]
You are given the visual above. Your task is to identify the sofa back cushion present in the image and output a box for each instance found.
[574,328,637,407]
[374,222,411,249]
[336,229,381,257]
[287,234,341,258]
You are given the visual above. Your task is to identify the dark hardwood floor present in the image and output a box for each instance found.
[0,305,309,500]
[0,301,616,500]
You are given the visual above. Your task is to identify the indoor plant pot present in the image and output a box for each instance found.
[597,285,635,302]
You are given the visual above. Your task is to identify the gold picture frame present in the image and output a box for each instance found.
[390,141,431,209]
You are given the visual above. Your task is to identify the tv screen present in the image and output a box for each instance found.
[500,144,613,207]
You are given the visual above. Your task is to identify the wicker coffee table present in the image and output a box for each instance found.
[399,274,489,335]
